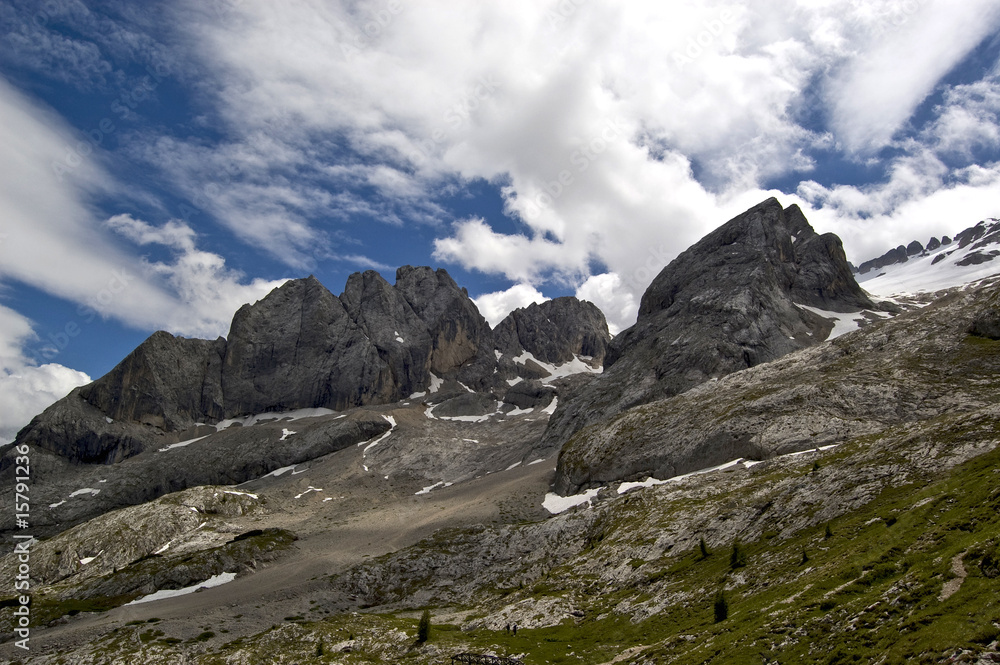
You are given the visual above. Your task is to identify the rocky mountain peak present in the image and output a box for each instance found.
[543,198,880,455]
[11,266,611,469]
[494,297,611,366]
[638,197,870,321]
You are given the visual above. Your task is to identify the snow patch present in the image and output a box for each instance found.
[158,435,209,452]
[528,458,545,465]
[795,304,866,340]
[543,488,601,514]
[294,486,323,499]
[415,481,453,495]
[513,351,603,384]
[126,572,237,605]
[49,500,66,509]
[223,490,258,500]
[542,396,559,415]
[432,404,502,423]
[615,446,841,496]
[215,407,337,430]
[279,428,296,441]
[79,551,102,566]
[264,465,296,478]
[505,461,522,471]
[69,488,100,498]
[429,373,443,393]
[361,415,397,454]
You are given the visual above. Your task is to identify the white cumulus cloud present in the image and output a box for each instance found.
[0,305,90,444]
[162,0,1000,332]
[474,283,550,328]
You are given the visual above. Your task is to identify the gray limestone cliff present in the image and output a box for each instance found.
[6,267,609,467]
[539,197,878,460]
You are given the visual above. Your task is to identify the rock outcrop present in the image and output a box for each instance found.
[539,198,877,456]
[493,297,611,365]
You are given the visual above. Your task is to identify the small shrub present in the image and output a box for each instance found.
[417,609,431,643]
[316,640,324,656]
[714,591,729,623]
[194,631,215,642]
[979,543,999,579]
[825,523,834,539]
[801,549,809,565]
[730,541,747,569]
[699,537,710,558]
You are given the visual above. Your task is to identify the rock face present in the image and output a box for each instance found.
[554,276,1000,494]
[539,198,877,456]
[394,266,499,391]
[493,297,611,365]
[970,286,1000,340]
[8,267,610,467]
[223,276,394,415]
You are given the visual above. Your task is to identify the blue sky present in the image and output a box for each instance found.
[2,0,1000,442]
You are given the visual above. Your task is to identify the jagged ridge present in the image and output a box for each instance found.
[7,267,610,465]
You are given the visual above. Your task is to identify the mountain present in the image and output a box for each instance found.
[4,200,1000,664]
[539,197,886,461]
[5,255,999,665]
[0,268,610,536]
[855,218,1000,298]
